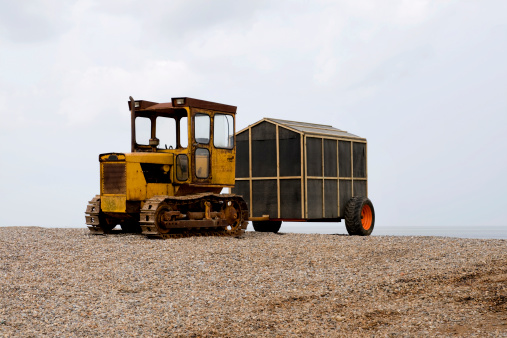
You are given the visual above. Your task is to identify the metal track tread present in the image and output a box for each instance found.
[139,193,248,239]
[84,195,105,234]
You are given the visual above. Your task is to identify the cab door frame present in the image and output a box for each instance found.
[191,109,213,184]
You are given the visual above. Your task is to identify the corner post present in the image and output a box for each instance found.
[129,96,136,152]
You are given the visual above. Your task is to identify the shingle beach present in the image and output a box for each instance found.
[0,227,505,337]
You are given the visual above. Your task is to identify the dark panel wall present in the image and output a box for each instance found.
[232,180,250,211]
[251,122,277,177]
[252,179,277,217]
[307,179,323,219]
[324,139,337,177]
[235,121,368,221]
[353,180,367,198]
[279,127,301,177]
[339,180,352,216]
[236,131,249,178]
[306,137,322,177]
[339,141,351,178]
[280,179,302,219]
[324,179,338,218]
[353,142,366,178]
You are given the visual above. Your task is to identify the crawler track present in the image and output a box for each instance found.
[85,195,108,235]
[140,194,248,239]
[85,194,249,238]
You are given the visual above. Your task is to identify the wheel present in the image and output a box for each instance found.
[154,202,173,234]
[252,221,282,233]
[222,200,243,234]
[344,197,375,236]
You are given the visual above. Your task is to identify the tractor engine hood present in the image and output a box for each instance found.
[99,153,126,162]
[99,152,174,165]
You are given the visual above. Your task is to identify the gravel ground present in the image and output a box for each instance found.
[0,226,506,337]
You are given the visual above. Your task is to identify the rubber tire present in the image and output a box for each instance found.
[252,221,282,233]
[344,196,375,236]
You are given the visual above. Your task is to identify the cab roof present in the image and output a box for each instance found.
[128,97,237,114]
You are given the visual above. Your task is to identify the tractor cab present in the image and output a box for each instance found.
[129,97,237,192]
[87,96,247,237]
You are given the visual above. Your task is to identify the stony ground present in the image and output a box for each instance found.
[0,227,506,337]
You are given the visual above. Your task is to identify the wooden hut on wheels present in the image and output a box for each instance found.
[233,118,374,235]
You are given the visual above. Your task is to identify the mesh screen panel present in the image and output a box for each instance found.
[232,180,250,211]
[307,179,323,219]
[324,139,337,177]
[236,131,249,178]
[324,179,338,218]
[252,180,277,217]
[279,127,301,177]
[306,138,322,177]
[280,179,302,219]
[353,180,367,198]
[339,141,351,177]
[252,122,277,177]
[353,142,366,178]
[339,180,352,216]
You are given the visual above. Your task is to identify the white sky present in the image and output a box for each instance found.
[0,0,506,228]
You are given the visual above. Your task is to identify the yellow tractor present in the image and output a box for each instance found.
[85,97,248,238]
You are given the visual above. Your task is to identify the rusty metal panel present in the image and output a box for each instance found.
[127,100,159,110]
[102,163,126,194]
[172,97,237,113]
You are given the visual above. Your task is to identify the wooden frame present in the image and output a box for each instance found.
[234,118,367,222]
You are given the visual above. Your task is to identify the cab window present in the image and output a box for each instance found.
[135,117,151,145]
[214,114,234,149]
[156,117,177,149]
[195,148,209,178]
[179,116,188,148]
[195,114,210,144]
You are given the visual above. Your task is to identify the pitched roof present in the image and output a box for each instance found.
[239,118,365,140]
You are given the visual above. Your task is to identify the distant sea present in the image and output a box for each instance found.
[275,223,507,240]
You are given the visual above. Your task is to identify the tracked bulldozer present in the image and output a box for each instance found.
[85,97,248,238]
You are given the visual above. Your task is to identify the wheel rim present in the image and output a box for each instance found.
[361,204,373,230]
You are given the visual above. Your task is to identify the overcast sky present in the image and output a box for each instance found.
[1,0,506,229]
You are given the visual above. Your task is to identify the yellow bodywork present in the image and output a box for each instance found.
[99,108,236,214]
[101,195,126,213]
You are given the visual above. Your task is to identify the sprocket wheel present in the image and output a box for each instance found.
[223,200,242,234]
[154,202,174,234]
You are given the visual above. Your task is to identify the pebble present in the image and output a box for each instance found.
[0,227,505,337]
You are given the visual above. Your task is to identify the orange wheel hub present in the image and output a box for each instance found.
[361,204,373,230]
